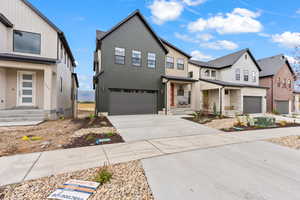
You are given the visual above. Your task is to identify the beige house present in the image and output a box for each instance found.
[189,49,268,116]
[0,0,78,122]
[160,39,198,115]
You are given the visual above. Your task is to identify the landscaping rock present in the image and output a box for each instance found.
[73,127,116,138]
[40,141,51,149]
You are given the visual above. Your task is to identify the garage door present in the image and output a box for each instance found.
[109,90,157,115]
[276,100,289,114]
[243,96,262,114]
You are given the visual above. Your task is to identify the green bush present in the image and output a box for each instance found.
[88,113,96,120]
[94,168,112,184]
[213,103,218,116]
[254,117,276,127]
[86,135,95,141]
[106,132,115,137]
[272,109,279,115]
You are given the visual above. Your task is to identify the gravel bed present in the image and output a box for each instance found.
[268,135,300,150]
[0,161,154,200]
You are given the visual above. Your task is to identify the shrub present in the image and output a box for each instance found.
[106,132,115,137]
[88,113,96,120]
[94,167,112,184]
[30,136,43,141]
[279,120,287,126]
[272,109,279,115]
[192,111,203,121]
[254,117,276,127]
[86,135,95,141]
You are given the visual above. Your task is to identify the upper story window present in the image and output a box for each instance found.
[166,56,174,68]
[147,53,156,68]
[13,30,41,54]
[235,68,240,81]
[288,79,292,88]
[252,71,256,82]
[211,70,216,78]
[115,47,125,65]
[204,69,210,77]
[245,54,248,60]
[132,50,141,66]
[283,78,287,88]
[277,77,281,87]
[177,58,184,70]
[244,70,249,81]
[189,71,193,78]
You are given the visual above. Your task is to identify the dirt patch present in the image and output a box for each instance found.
[0,116,122,157]
[183,114,230,125]
[0,161,154,200]
[221,123,300,132]
[63,133,124,148]
[268,135,300,149]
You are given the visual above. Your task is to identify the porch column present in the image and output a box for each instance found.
[44,68,52,111]
[166,81,171,113]
[219,87,225,115]
[295,95,300,113]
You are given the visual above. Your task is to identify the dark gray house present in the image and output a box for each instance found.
[93,10,168,115]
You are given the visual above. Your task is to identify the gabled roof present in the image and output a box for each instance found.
[0,13,13,27]
[21,0,76,66]
[258,54,295,78]
[95,10,168,54]
[189,49,261,71]
[160,38,191,58]
[199,78,269,89]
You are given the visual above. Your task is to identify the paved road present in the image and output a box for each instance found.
[108,114,222,142]
[142,141,300,200]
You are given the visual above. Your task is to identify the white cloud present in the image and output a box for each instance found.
[285,55,298,65]
[297,9,300,15]
[188,8,263,34]
[196,33,214,41]
[181,0,206,6]
[258,32,271,37]
[149,0,183,25]
[174,32,200,43]
[191,50,213,61]
[201,40,239,50]
[272,32,300,48]
[78,75,93,90]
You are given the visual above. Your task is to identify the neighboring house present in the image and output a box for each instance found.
[0,0,79,122]
[258,54,295,114]
[160,38,198,115]
[293,91,300,114]
[189,49,268,116]
[93,10,168,115]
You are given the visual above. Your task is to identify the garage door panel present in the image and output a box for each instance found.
[243,96,262,114]
[276,100,289,114]
[109,91,157,115]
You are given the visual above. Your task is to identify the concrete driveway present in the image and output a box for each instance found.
[108,114,222,142]
[142,141,300,200]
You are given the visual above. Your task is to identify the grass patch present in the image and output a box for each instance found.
[94,166,112,184]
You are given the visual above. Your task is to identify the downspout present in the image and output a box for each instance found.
[271,77,274,112]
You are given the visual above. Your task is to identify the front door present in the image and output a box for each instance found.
[17,71,36,107]
[0,69,6,110]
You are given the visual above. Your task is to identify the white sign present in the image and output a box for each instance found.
[48,179,100,200]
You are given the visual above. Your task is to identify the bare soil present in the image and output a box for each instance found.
[268,135,300,150]
[0,116,123,157]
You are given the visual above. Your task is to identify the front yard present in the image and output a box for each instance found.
[0,160,153,200]
[0,115,124,157]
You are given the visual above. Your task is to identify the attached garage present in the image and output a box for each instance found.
[108,90,157,115]
[275,100,289,114]
[243,96,262,114]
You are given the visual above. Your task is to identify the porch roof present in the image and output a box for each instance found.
[0,53,57,65]
[0,13,13,28]
[199,78,269,89]
[162,75,198,82]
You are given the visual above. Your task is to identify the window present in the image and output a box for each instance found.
[177,58,184,70]
[204,69,210,77]
[211,70,216,78]
[283,78,287,88]
[288,79,292,88]
[115,47,125,64]
[277,78,281,87]
[147,53,156,68]
[177,85,184,96]
[245,54,248,60]
[13,30,41,54]
[60,77,63,93]
[132,50,141,66]
[244,70,249,81]
[225,90,229,95]
[252,71,256,82]
[235,69,240,80]
[188,71,193,78]
[166,56,174,68]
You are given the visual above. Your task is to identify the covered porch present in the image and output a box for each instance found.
[162,75,198,115]
[0,59,55,118]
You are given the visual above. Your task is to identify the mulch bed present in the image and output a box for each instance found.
[63,133,125,148]
[221,123,300,132]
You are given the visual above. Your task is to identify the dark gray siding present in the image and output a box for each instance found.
[96,15,166,114]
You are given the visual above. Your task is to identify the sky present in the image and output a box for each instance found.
[29,0,300,91]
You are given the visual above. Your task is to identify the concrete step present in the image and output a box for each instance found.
[170,108,194,115]
[0,116,45,122]
[0,109,46,116]
[0,114,46,119]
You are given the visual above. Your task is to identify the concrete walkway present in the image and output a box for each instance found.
[108,114,222,142]
[1,127,299,186]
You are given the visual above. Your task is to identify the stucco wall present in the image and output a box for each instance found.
[0,0,58,58]
[0,23,9,53]
[188,63,201,110]
[220,52,260,86]
[165,45,189,77]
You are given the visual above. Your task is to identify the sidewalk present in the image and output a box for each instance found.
[1,127,299,186]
